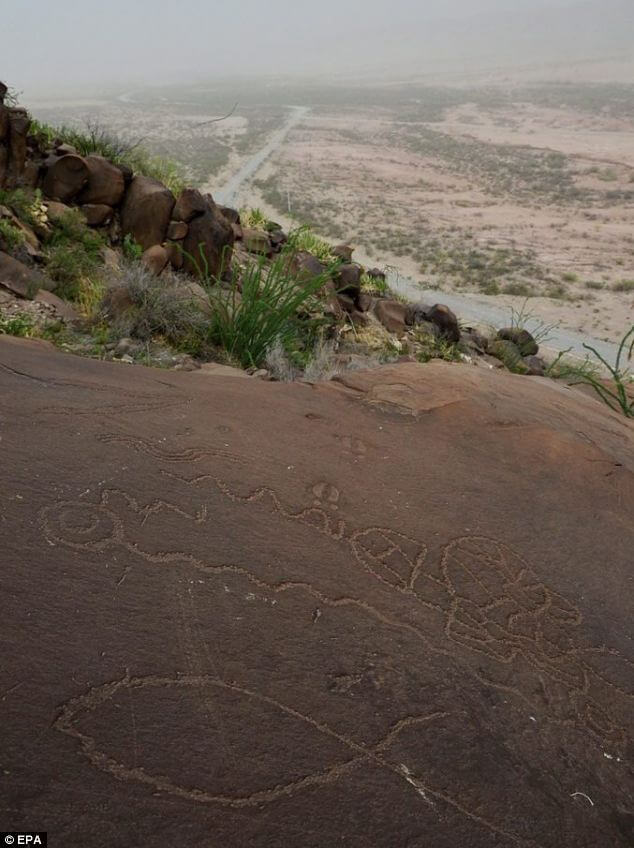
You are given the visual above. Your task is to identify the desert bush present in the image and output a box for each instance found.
[30,119,187,195]
[612,280,634,292]
[44,210,105,299]
[208,253,336,368]
[283,225,335,263]
[0,218,26,251]
[107,262,211,355]
[0,313,35,337]
[548,327,634,417]
[239,207,269,230]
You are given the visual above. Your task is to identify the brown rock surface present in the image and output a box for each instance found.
[0,342,632,848]
[374,298,409,334]
[42,154,89,202]
[173,187,208,223]
[141,244,169,276]
[181,202,234,280]
[120,175,175,251]
[81,203,114,227]
[77,154,126,207]
[0,250,52,298]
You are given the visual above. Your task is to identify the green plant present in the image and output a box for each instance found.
[562,272,579,283]
[44,210,105,299]
[508,299,559,347]
[548,327,634,417]
[29,119,187,195]
[612,280,634,292]
[122,234,143,262]
[239,207,269,230]
[360,271,389,296]
[208,253,337,368]
[283,225,335,263]
[0,313,35,337]
[0,218,26,250]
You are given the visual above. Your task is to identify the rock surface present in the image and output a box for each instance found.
[120,175,175,251]
[1,338,632,848]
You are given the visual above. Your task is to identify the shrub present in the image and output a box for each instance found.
[548,326,634,417]
[44,210,105,300]
[239,208,269,230]
[0,313,35,337]
[30,119,187,195]
[0,218,26,251]
[283,225,335,263]
[208,253,337,368]
[612,280,634,292]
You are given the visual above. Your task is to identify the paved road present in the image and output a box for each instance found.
[215,106,309,208]
[215,107,622,363]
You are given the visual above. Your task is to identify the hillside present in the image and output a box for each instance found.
[1,77,634,848]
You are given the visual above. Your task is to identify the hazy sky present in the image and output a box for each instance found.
[2,0,631,91]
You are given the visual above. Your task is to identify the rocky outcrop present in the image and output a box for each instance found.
[181,198,234,280]
[77,154,125,207]
[0,251,52,298]
[120,175,175,251]
[1,338,631,848]
[42,154,90,202]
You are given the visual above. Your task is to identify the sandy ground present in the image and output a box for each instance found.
[248,100,634,344]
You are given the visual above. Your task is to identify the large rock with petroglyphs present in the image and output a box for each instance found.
[1,335,633,848]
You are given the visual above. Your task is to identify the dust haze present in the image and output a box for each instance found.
[4,0,634,91]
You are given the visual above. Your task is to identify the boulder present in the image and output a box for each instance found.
[81,204,114,227]
[44,200,73,223]
[164,242,183,270]
[523,354,547,377]
[218,205,240,225]
[42,154,89,202]
[374,299,409,335]
[141,245,169,276]
[357,292,374,313]
[422,304,460,342]
[335,263,362,298]
[269,229,287,252]
[6,108,30,186]
[336,293,356,313]
[173,188,207,223]
[172,280,213,317]
[181,202,234,281]
[33,289,80,322]
[497,327,539,356]
[332,244,354,263]
[488,339,528,373]
[120,175,175,251]
[0,250,51,298]
[54,143,78,157]
[77,155,125,207]
[102,285,135,319]
[242,228,272,256]
[167,221,188,241]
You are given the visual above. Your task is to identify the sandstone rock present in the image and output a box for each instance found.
[498,327,539,356]
[182,203,234,281]
[523,354,547,376]
[81,204,114,227]
[218,205,240,225]
[6,108,30,186]
[194,362,250,379]
[164,242,183,270]
[120,175,175,251]
[117,162,134,185]
[54,143,77,156]
[33,289,80,322]
[44,200,73,223]
[269,229,287,251]
[21,160,41,189]
[335,263,362,298]
[0,250,51,298]
[42,154,89,202]
[423,304,460,342]
[173,188,207,223]
[332,244,354,263]
[172,280,213,317]
[357,292,374,313]
[77,154,125,207]
[102,285,135,319]
[488,339,528,373]
[336,293,356,313]
[167,221,188,240]
[374,299,409,335]
[289,251,340,316]
[141,245,169,276]
[242,228,272,256]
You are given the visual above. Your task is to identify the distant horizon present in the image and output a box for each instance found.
[4,0,633,95]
